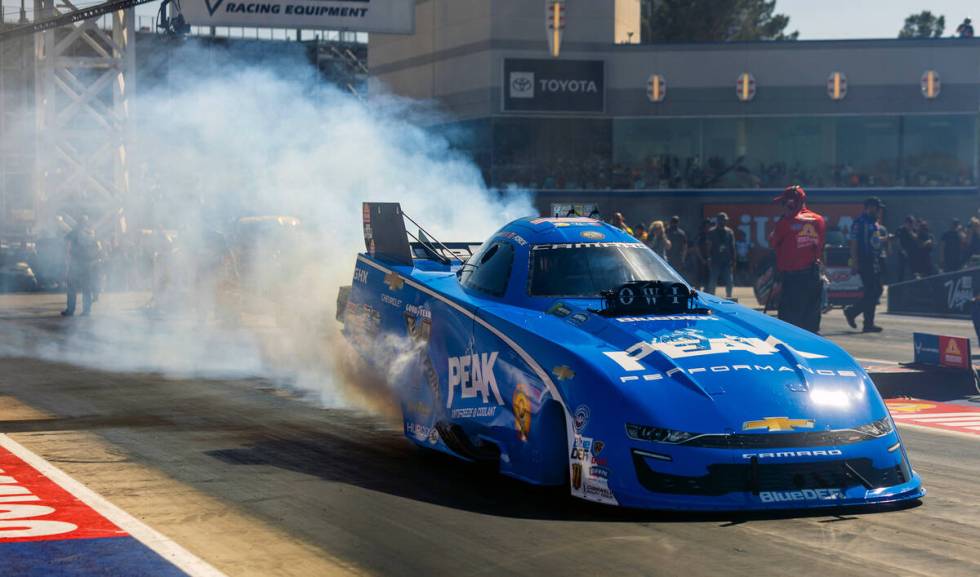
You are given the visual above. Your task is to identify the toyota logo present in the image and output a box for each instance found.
[512,77,532,92]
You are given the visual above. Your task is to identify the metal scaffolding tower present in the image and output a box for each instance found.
[33,0,134,226]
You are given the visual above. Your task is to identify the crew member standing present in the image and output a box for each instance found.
[62,215,101,317]
[770,185,826,333]
[844,197,886,333]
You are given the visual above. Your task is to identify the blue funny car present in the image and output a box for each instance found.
[338,203,924,511]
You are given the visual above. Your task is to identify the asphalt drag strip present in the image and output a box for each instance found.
[0,293,979,577]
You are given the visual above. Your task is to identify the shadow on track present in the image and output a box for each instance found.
[204,416,922,524]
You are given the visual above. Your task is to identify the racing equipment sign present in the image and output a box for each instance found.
[503,59,605,113]
[180,0,415,34]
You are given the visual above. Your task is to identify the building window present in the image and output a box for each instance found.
[901,115,975,186]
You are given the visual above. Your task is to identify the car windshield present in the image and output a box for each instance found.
[529,242,685,297]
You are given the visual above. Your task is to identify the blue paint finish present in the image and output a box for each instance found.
[345,214,925,510]
[0,537,191,577]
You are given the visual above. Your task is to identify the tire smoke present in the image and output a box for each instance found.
[3,44,535,414]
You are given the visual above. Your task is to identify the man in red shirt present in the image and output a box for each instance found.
[770,185,826,333]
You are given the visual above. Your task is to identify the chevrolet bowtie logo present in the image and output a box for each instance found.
[383,272,405,291]
[742,417,815,432]
[552,365,575,381]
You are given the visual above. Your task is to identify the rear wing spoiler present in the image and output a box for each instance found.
[362,202,479,266]
[410,241,481,263]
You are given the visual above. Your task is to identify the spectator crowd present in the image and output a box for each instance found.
[591,207,980,293]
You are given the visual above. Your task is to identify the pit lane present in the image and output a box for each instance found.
[0,291,978,577]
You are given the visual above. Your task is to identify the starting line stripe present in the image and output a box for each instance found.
[0,434,228,577]
[885,399,980,439]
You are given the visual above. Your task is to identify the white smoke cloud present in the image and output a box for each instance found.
[2,43,535,413]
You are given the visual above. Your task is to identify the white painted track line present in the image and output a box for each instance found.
[0,434,228,577]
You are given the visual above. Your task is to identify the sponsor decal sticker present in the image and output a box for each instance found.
[591,440,605,456]
[617,364,857,384]
[615,315,719,323]
[581,231,605,240]
[447,352,503,408]
[742,417,815,432]
[759,489,844,503]
[589,465,610,480]
[547,302,572,318]
[551,365,575,381]
[381,294,402,308]
[495,231,528,246]
[571,463,583,490]
[404,303,431,320]
[741,449,843,459]
[451,406,497,419]
[605,332,826,372]
[352,267,368,284]
[383,272,404,291]
[568,312,589,325]
[573,405,590,432]
[570,436,593,460]
[533,241,642,250]
[583,482,616,503]
[513,385,532,441]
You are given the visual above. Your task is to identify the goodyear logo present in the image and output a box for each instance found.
[447,352,502,408]
[742,416,815,432]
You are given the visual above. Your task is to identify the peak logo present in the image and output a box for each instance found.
[447,352,503,407]
[605,334,826,371]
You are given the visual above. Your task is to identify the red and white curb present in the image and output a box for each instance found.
[885,399,980,439]
[0,433,228,576]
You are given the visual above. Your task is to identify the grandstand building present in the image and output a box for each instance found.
[369,0,980,229]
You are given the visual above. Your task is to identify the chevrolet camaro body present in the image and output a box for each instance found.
[339,204,924,511]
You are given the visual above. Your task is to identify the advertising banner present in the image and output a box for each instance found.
[939,335,971,369]
[503,58,604,113]
[180,0,415,33]
[913,332,940,366]
[913,332,972,370]
[888,267,980,318]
